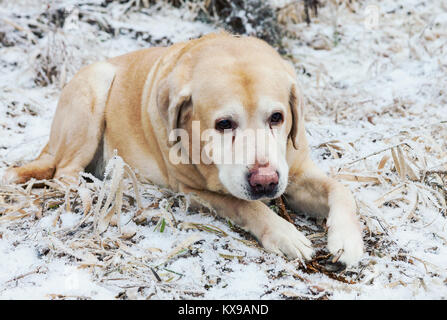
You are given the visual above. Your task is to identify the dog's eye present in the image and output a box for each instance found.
[269,112,283,125]
[215,119,236,131]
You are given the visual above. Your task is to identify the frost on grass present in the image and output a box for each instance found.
[1,0,447,299]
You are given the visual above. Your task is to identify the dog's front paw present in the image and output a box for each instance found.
[260,216,314,261]
[327,214,364,266]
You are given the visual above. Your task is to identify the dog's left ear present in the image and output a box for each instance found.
[288,84,305,150]
[282,60,304,150]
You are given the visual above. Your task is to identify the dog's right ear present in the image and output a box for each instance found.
[157,76,192,145]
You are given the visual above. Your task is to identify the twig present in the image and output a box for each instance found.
[6,266,48,283]
[424,170,447,176]
[275,195,294,224]
[331,249,344,263]
[150,267,162,282]
[345,142,411,166]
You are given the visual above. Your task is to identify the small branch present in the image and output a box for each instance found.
[150,267,162,282]
[345,142,411,166]
[331,249,344,263]
[275,196,294,224]
[424,170,447,176]
[6,266,47,283]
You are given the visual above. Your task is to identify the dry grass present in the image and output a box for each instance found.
[0,156,209,298]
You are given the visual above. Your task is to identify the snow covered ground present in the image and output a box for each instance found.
[0,0,446,299]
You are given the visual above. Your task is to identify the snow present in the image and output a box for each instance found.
[0,238,116,299]
[1,0,447,299]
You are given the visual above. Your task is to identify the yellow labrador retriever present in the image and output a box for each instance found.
[3,33,363,265]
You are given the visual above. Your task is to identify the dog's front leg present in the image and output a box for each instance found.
[285,158,364,266]
[182,187,314,260]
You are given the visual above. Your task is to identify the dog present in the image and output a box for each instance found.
[2,33,363,265]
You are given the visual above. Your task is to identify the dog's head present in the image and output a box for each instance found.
[157,34,304,201]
